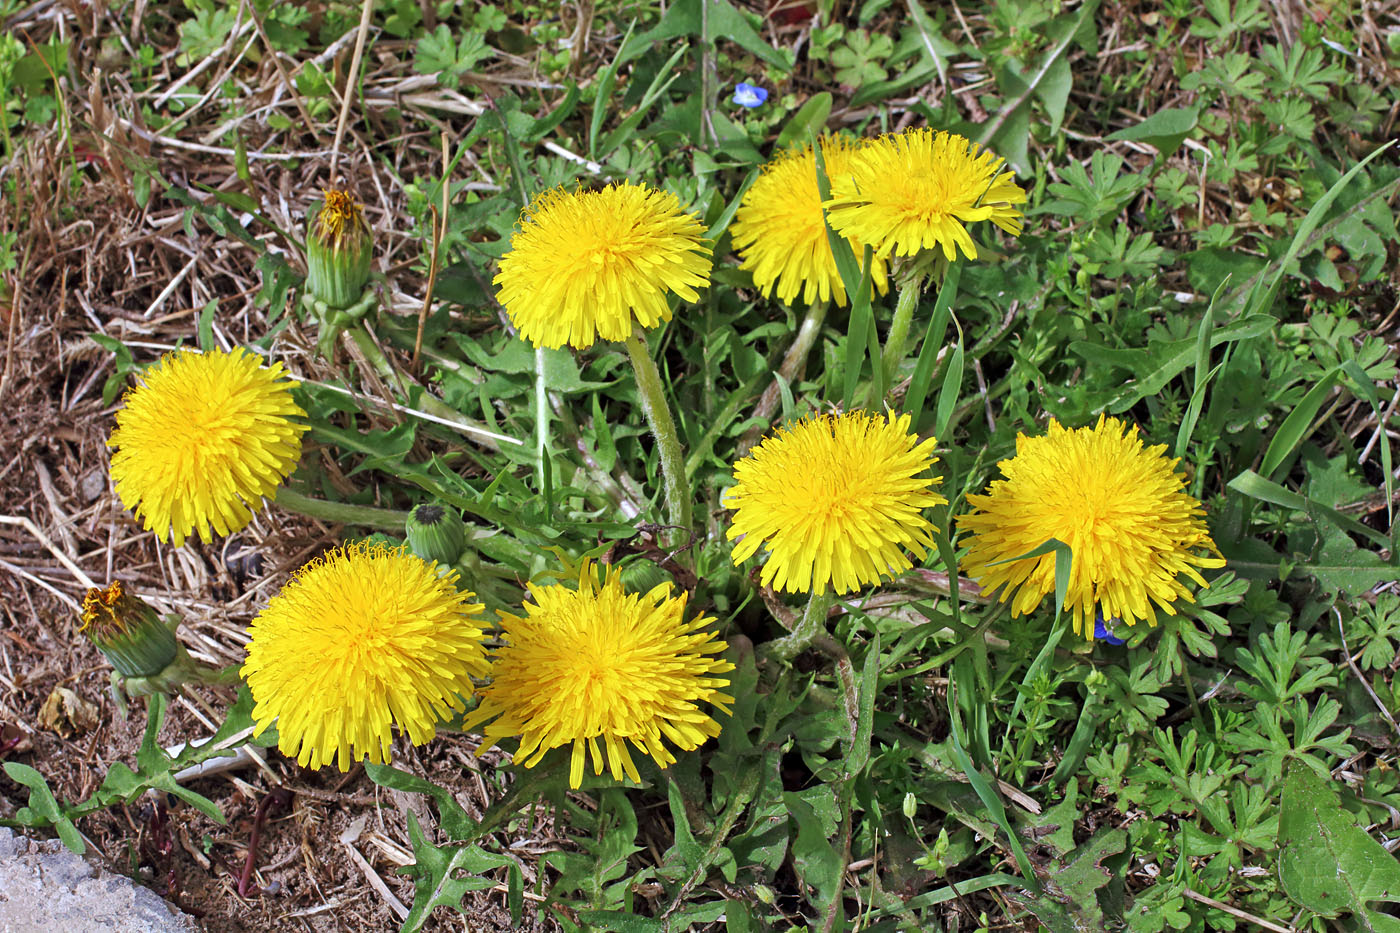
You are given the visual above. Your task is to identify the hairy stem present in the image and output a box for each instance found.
[275,487,409,531]
[763,589,836,664]
[881,275,924,389]
[623,331,693,550]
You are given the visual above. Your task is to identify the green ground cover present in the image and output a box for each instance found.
[3,0,1400,930]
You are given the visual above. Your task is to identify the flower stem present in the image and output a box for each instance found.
[764,589,836,664]
[535,345,550,494]
[623,331,693,550]
[881,275,924,389]
[275,487,409,531]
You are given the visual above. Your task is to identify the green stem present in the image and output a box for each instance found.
[623,331,693,549]
[881,276,924,388]
[534,345,550,492]
[764,589,836,664]
[275,487,409,531]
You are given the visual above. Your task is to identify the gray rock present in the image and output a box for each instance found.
[0,827,201,933]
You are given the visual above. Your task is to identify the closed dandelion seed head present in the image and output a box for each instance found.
[958,414,1227,638]
[724,411,946,595]
[823,129,1027,262]
[492,183,713,350]
[108,347,308,548]
[241,543,490,771]
[462,561,733,789]
[730,137,890,307]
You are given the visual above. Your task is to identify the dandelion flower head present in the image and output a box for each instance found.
[823,128,1026,262]
[108,347,308,547]
[731,136,890,307]
[242,543,489,771]
[493,183,713,350]
[958,415,1226,638]
[463,561,733,788]
[725,411,946,595]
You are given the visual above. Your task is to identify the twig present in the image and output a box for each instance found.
[330,0,376,179]
[412,131,449,373]
[0,514,97,589]
[1335,605,1400,741]
[1183,888,1293,933]
[1358,384,1400,464]
[115,118,329,160]
[301,379,524,446]
[237,788,292,898]
[0,273,20,403]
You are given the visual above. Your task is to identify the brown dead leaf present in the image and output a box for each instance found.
[37,686,100,738]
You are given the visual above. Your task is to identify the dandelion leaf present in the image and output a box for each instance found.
[397,811,523,933]
[1279,760,1400,930]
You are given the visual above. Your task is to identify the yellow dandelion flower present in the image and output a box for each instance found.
[725,411,946,595]
[730,137,890,306]
[493,183,713,350]
[463,561,733,788]
[958,414,1227,638]
[242,543,490,771]
[823,128,1027,262]
[108,347,308,548]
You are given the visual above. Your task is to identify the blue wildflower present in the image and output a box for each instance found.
[1093,610,1127,646]
[732,83,768,108]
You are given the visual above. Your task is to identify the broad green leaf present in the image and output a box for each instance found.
[3,762,84,854]
[620,0,789,71]
[774,93,832,151]
[1280,761,1400,930]
[1259,367,1339,479]
[397,811,523,933]
[1104,106,1200,155]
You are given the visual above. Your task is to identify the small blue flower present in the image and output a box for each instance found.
[1093,610,1127,646]
[732,82,768,108]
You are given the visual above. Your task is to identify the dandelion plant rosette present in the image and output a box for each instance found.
[731,136,889,308]
[958,414,1227,639]
[463,560,733,789]
[493,183,713,350]
[823,128,1027,263]
[725,411,946,596]
[107,347,308,548]
[242,543,490,771]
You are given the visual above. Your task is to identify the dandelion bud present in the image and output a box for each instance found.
[80,582,179,679]
[80,582,235,697]
[306,189,372,311]
[405,502,466,567]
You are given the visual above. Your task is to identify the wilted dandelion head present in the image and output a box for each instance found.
[463,561,733,788]
[242,543,490,771]
[959,414,1226,638]
[731,136,890,307]
[107,347,308,547]
[725,411,946,595]
[823,128,1026,262]
[493,183,713,350]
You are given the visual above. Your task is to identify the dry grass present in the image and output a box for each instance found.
[0,0,570,928]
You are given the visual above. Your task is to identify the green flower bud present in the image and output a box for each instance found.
[80,582,238,698]
[306,189,372,311]
[405,503,466,566]
[80,581,178,678]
